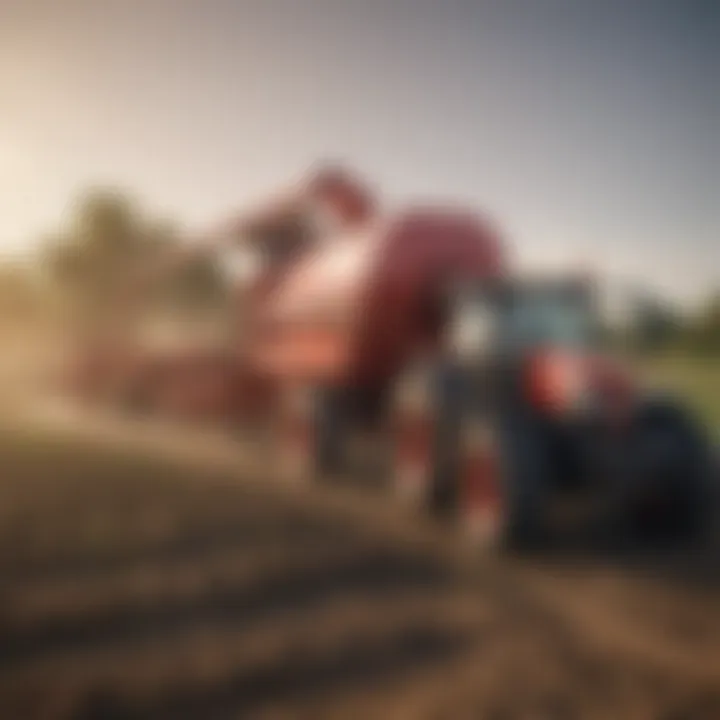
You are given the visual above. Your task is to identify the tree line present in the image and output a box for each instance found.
[0,187,717,357]
[625,292,720,357]
[0,188,229,339]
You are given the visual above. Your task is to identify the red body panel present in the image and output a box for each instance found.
[252,208,504,386]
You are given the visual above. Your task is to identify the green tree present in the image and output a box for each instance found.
[624,291,682,356]
[40,190,146,340]
[686,290,720,355]
[41,188,228,340]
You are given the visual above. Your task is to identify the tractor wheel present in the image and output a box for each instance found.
[453,412,551,552]
[625,398,713,540]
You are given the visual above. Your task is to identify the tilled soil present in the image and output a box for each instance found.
[0,413,718,720]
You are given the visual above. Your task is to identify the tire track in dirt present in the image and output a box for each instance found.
[0,544,453,667]
[1,403,719,719]
[1,593,489,717]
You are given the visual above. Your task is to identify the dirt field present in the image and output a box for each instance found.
[0,410,719,720]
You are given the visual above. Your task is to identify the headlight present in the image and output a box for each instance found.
[528,352,595,414]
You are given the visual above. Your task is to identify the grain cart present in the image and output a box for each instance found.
[69,167,506,436]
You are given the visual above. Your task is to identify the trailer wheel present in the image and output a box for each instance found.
[314,386,348,479]
[275,385,347,484]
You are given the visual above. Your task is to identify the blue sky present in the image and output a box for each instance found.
[0,0,717,302]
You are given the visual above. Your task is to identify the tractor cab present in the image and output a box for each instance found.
[448,275,595,358]
[445,275,616,419]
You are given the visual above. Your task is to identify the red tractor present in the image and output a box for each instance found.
[278,271,714,550]
[381,275,714,549]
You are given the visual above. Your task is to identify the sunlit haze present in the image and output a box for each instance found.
[1,0,717,303]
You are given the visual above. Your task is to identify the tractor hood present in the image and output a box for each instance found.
[525,348,637,420]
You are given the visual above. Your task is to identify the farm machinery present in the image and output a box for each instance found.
[69,166,715,550]
[278,266,713,549]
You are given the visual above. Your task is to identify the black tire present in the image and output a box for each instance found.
[312,385,349,478]
[626,397,713,539]
[491,413,551,551]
